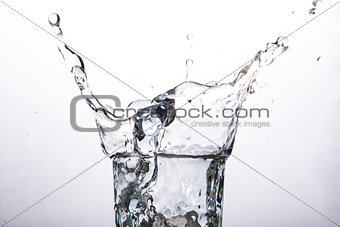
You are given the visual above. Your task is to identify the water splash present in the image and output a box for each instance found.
[48,13,129,156]
[49,14,288,226]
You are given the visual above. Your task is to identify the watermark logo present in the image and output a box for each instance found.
[70,95,271,132]
[70,95,121,132]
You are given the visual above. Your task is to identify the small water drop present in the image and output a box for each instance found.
[312,0,320,7]
[186,33,194,40]
[186,59,194,67]
[309,8,316,15]
[48,13,60,26]
[185,59,194,81]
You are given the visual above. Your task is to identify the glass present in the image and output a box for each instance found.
[113,154,226,227]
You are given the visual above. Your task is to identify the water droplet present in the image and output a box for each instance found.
[186,33,194,40]
[48,13,60,26]
[185,59,194,81]
[312,0,320,7]
[186,59,193,67]
[309,8,316,15]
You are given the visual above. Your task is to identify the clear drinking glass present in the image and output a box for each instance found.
[113,154,226,227]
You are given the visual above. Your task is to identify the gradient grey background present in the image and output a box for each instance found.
[0,0,339,226]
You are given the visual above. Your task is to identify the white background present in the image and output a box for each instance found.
[0,0,340,226]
